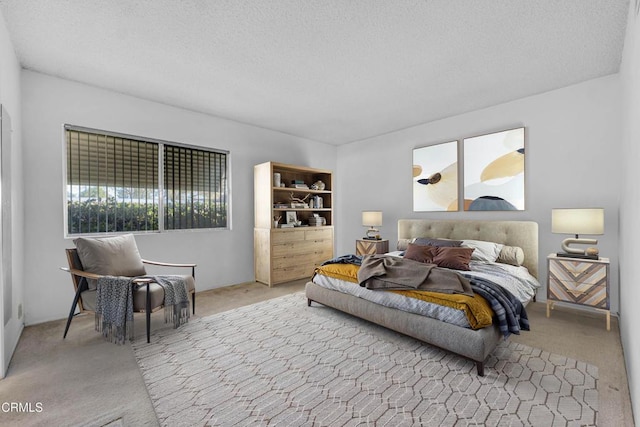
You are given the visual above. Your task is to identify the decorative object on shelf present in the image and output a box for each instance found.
[290,192,309,203]
[413,140,458,212]
[273,173,281,188]
[285,211,298,224]
[362,211,382,240]
[311,180,326,190]
[289,192,309,208]
[551,208,604,259]
[308,214,326,227]
[313,195,323,209]
[463,127,525,211]
[273,215,281,228]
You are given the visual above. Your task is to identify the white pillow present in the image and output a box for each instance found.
[396,238,414,251]
[497,245,525,266]
[461,239,504,263]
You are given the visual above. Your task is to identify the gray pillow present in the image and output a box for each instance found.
[414,238,462,247]
[74,234,146,277]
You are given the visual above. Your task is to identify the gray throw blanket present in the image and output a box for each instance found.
[95,276,135,344]
[357,255,474,296]
[150,275,190,329]
[95,275,190,344]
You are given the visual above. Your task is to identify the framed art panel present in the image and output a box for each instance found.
[413,141,458,212]
[286,211,298,224]
[463,127,525,211]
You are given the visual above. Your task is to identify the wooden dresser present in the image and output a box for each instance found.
[254,162,334,286]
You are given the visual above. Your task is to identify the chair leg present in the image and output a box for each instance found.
[146,283,151,343]
[63,288,83,339]
[192,292,196,315]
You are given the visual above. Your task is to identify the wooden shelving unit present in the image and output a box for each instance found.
[254,161,334,286]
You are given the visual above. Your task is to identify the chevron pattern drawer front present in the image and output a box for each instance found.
[356,239,389,255]
[548,256,610,309]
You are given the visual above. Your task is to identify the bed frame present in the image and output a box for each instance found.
[306,219,538,376]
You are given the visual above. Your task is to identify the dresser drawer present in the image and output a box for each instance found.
[272,227,332,244]
[272,239,332,257]
[271,229,305,244]
[304,228,332,241]
[550,260,607,285]
[272,247,333,270]
[272,264,316,284]
[548,277,608,308]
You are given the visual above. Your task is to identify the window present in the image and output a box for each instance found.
[65,126,229,235]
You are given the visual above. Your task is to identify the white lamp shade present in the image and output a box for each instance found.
[551,208,604,235]
[362,211,383,227]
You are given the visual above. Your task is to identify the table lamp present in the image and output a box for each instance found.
[362,211,382,240]
[551,208,604,259]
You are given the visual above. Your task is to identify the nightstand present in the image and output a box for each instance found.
[546,253,610,330]
[356,239,389,255]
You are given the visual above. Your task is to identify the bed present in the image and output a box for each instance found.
[305,219,539,376]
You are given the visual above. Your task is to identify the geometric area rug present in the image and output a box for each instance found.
[132,292,598,427]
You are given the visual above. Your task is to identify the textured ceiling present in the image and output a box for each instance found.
[0,0,630,145]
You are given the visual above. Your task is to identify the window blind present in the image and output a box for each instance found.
[164,145,228,230]
[66,129,159,234]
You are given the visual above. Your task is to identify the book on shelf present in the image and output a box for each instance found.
[280,223,295,228]
[291,180,305,184]
[290,184,309,189]
[273,203,289,208]
[290,202,308,208]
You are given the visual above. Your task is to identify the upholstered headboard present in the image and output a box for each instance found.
[397,219,539,279]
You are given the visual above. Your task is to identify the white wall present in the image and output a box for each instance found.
[0,9,25,376]
[619,1,640,422]
[21,70,337,325]
[336,75,622,312]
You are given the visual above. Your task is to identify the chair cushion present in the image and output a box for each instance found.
[74,234,146,277]
[132,283,166,312]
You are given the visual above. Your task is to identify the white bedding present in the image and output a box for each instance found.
[466,261,540,304]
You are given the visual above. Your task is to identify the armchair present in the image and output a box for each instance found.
[61,234,196,343]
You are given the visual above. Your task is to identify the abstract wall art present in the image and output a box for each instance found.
[463,127,525,211]
[413,141,458,212]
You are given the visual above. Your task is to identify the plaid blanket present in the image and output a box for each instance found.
[465,275,529,338]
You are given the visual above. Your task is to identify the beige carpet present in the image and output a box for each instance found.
[133,292,598,426]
